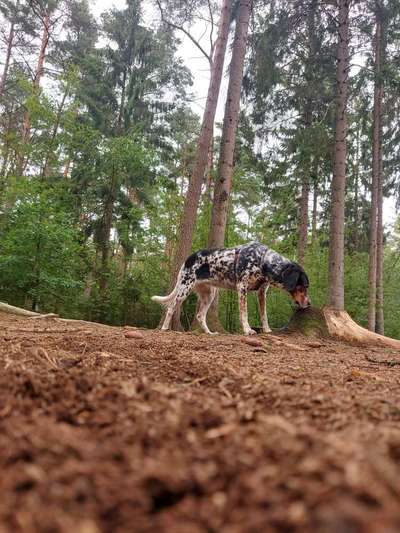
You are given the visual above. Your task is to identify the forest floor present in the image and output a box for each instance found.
[1,312,400,533]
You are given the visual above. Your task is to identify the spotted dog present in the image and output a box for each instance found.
[152,242,310,335]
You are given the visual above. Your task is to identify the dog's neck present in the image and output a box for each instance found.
[261,250,291,286]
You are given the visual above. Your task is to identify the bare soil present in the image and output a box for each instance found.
[1,311,400,533]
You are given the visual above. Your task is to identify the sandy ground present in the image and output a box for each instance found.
[1,311,400,532]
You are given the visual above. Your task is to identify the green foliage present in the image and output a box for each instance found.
[0,179,85,314]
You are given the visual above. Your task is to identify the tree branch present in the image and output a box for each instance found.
[155,0,211,63]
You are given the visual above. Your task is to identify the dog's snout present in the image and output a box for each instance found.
[295,298,310,309]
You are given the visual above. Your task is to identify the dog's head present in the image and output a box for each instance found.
[281,263,311,309]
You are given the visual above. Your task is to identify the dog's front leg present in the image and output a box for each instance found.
[238,284,256,335]
[258,284,271,333]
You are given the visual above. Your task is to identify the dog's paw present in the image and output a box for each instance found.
[244,328,257,336]
[262,327,272,334]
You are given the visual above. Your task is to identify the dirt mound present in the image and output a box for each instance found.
[1,312,400,532]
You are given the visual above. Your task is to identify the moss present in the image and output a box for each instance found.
[287,307,330,338]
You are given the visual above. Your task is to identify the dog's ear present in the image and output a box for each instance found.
[300,271,309,288]
[282,265,301,292]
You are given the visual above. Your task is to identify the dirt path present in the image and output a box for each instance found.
[1,312,400,532]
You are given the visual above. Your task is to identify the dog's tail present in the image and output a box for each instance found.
[151,265,184,307]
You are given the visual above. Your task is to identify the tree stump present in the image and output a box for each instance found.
[287,307,329,338]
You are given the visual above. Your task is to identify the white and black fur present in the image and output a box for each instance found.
[152,242,310,335]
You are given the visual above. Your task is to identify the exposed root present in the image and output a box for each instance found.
[324,308,400,349]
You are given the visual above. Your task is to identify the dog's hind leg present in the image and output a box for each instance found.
[161,303,176,331]
[238,283,256,335]
[195,284,217,334]
[161,273,196,331]
[258,283,272,333]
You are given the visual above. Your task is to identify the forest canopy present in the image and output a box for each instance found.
[1,0,400,337]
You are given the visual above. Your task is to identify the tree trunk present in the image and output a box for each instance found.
[99,195,114,293]
[163,0,232,330]
[368,11,383,331]
[327,0,350,310]
[0,16,15,98]
[208,0,251,250]
[63,159,71,177]
[353,124,360,251]
[376,139,384,334]
[205,129,214,202]
[117,68,127,132]
[298,172,310,265]
[311,181,318,245]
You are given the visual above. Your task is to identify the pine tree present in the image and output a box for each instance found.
[328,0,350,310]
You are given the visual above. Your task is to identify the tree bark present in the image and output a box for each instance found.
[311,182,318,245]
[163,0,232,330]
[208,0,251,250]
[298,171,310,265]
[368,10,383,331]
[353,124,360,251]
[327,0,350,310]
[376,139,384,334]
[117,68,127,132]
[99,195,114,293]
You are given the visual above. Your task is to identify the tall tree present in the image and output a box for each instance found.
[328,0,350,310]
[376,146,384,333]
[367,3,383,331]
[161,0,232,330]
[297,0,318,265]
[208,0,252,249]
